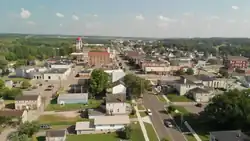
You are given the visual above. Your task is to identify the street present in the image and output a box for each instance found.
[143,93,187,141]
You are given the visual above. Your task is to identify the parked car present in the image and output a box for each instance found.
[195,103,202,107]
[40,124,51,129]
[147,109,152,116]
[164,119,173,128]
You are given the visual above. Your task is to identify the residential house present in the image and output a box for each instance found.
[106,94,127,115]
[43,68,71,81]
[75,121,94,135]
[15,66,47,79]
[57,93,88,104]
[94,115,130,131]
[15,95,42,110]
[0,110,28,123]
[46,130,66,141]
[110,80,126,95]
[188,87,214,102]
[104,69,125,83]
[209,130,250,141]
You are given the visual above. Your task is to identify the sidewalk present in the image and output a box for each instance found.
[162,95,202,141]
[134,106,150,141]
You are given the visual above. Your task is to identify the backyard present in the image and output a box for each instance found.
[64,122,144,141]
[45,99,102,111]
[167,94,193,102]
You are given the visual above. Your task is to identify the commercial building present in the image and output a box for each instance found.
[43,68,71,81]
[88,51,111,66]
[223,55,248,70]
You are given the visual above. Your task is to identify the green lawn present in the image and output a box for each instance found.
[167,94,193,102]
[0,76,29,82]
[172,106,189,115]
[67,123,144,141]
[156,95,166,102]
[139,112,147,117]
[38,114,90,125]
[185,133,197,141]
[144,122,159,141]
[129,113,137,118]
[45,99,102,111]
[137,104,145,110]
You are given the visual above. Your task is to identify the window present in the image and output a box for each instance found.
[48,76,51,79]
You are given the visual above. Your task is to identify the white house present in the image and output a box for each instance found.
[106,94,127,115]
[111,80,126,95]
[94,115,130,131]
[104,69,125,83]
[43,68,71,81]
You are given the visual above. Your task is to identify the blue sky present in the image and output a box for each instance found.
[1,0,250,37]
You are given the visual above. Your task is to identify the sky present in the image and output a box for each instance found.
[1,0,250,38]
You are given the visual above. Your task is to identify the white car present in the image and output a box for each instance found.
[147,109,152,116]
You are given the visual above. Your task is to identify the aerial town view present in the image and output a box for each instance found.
[0,0,250,141]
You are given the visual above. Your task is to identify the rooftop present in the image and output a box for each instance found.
[75,121,93,130]
[45,68,68,74]
[227,55,248,60]
[88,51,109,56]
[106,94,126,103]
[46,130,66,137]
[15,95,39,101]
[0,110,24,117]
[94,115,130,125]
[210,130,250,141]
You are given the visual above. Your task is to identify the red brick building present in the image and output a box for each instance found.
[223,56,248,70]
[88,51,111,66]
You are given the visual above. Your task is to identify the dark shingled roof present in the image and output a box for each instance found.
[15,95,39,101]
[106,94,126,103]
[0,110,24,117]
[46,130,66,137]
[210,130,250,141]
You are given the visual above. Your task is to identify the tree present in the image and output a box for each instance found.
[7,131,29,141]
[186,68,194,75]
[17,121,40,137]
[174,69,185,76]
[0,79,5,90]
[21,80,31,89]
[1,88,22,100]
[118,126,132,139]
[202,89,250,130]
[0,116,12,125]
[219,69,229,78]
[89,69,109,96]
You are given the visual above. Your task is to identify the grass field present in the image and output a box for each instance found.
[167,94,193,102]
[45,99,102,111]
[139,112,148,117]
[66,122,144,141]
[38,114,89,125]
[156,95,167,102]
[0,76,29,82]
[144,122,159,141]
[137,104,145,110]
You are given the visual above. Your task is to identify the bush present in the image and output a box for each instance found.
[117,126,132,139]
[167,106,175,113]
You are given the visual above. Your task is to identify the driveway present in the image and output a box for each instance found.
[143,93,187,141]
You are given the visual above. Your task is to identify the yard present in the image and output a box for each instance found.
[137,104,145,110]
[38,113,89,126]
[45,99,102,111]
[0,76,29,82]
[4,100,15,109]
[66,122,144,141]
[144,122,159,141]
[167,94,193,102]
[139,112,147,117]
[171,105,210,141]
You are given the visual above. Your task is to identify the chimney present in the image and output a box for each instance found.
[184,78,187,84]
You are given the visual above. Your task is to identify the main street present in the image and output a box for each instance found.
[143,93,187,141]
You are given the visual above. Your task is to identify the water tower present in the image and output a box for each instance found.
[76,37,83,52]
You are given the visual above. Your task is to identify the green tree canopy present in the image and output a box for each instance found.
[202,89,250,130]
[17,121,40,137]
[89,69,109,96]
[186,68,194,75]
[21,80,31,89]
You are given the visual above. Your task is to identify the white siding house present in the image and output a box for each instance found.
[105,69,125,83]
[106,94,127,115]
[94,115,130,131]
[112,84,126,94]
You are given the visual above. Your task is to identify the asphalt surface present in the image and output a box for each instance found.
[143,93,187,141]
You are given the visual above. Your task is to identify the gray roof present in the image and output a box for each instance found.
[182,74,216,82]
[15,95,39,101]
[106,94,126,103]
[46,130,66,137]
[227,56,248,60]
[190,87,212,93]
[45,68,68,74]
[210,130,250,141]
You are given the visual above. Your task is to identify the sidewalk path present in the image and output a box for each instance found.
[162,95,202,141]
[134,106,150,141]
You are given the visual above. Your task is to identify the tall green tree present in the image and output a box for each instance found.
[7,131,29,141]
[89,69,109,96]
[17,121,40,137]
[186,68,194,75]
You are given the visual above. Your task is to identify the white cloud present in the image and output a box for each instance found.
[158,15,177,22]
[183,12,193,16]
[56,13,64,18]
[20,8,31,19]
[232,6,239,10]
[72,15,79,20]
[59,23,63,27]
[27,21,35,25]
[206,16,220,20]
[135,14,144,20]
[93,14,98,17]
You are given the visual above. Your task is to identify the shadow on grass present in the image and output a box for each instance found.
[37,136,45,141]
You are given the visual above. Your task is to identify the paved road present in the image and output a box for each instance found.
[143,94,187,141]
